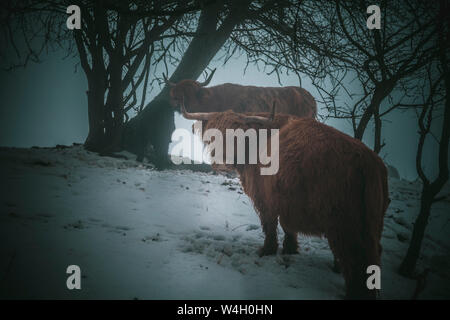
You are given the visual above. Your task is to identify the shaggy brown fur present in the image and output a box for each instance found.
[189,110,389,299]
[169,81,317,118]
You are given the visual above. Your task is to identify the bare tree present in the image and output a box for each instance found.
[2,0,443,169]
[1,0,300,168]
[398,0,450,277]
[333,0,439,153]
[122,0,256,167]
[1,0,206,151]
[230,0,439,154]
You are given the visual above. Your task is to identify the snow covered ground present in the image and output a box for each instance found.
[0,145,449,299]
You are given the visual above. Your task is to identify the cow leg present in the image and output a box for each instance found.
[327,229,379,300]
[282,231,299,254]
[258,217,278,257]
[343,246,379,300]
[332,257,341,274]
[279,215,299,254]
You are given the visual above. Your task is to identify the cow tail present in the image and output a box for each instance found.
[362,157,389,264]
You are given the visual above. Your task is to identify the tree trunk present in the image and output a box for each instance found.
[398,188,433,277]
[84,79,106,151]
[354,80,395,144]
[354,104,374,141]
[373,109,383,154]
[121,1,252,168]
[399,2,449,277]
[103,56,125,153]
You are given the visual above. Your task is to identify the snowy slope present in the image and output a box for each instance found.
[0,145,449,299]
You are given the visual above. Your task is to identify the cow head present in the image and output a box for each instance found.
[180,100,280,167]
[163,69,216,112]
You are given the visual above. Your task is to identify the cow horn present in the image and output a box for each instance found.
[244,102,276,124]
[180,97,213,121]
[269,101,276,120]
[198,68,216,87]
[163,72,176,87]
[244,115,273,124]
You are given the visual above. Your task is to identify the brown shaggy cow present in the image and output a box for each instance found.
[164,69,316,118]
[180,104,389,299]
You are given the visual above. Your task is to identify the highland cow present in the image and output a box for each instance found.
[180,103,389,299]
[163,69,317,118]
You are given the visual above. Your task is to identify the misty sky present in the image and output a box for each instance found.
[0,50,442,181]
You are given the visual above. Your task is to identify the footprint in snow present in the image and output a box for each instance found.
[115,225,132,231]
[63,220,86,230]
[142,233,164,242]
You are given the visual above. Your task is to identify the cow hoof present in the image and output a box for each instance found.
[258,246,277,257]
[332,258,341,274]
[332,264,341,274]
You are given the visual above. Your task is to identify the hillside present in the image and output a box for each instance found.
[0,145,449,299]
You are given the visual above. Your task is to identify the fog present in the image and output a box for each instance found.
[0,50,441,181]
